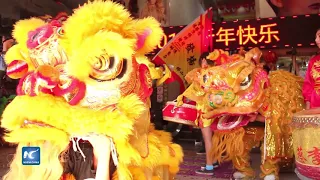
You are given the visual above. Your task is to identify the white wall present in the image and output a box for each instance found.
[167,0,204,26]
[255,0,276,18]
[137,0,204,26]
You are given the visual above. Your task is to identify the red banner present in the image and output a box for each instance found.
[152,9,213,94]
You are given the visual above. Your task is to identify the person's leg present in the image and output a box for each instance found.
[198,128,219,169]
[195,126,215,175]
[0,70,5,87]
[202,126,213,165]
[196,131,206,155]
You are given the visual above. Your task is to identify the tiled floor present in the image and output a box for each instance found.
[0,143,299,180]
[177,141,299,180]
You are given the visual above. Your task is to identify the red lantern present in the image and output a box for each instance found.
[264,51,278,64]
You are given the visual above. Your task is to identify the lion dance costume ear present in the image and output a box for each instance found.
[2,1,183,180]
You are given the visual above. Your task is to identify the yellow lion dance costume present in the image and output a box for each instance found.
[1,1,183,180]
[176,48,304,180]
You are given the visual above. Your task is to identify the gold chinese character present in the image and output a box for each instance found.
[237,25,258,45]
[259,23,280,44]
[308,147,320,165]
[216,27,236,46]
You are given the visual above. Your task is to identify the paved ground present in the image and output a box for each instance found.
[0,144,299,180]
[0,147,15,179]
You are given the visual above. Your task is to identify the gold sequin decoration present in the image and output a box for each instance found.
[120,58,138,96]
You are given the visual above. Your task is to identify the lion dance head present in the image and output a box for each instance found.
[198,48,269,130]
[2,1,182,179]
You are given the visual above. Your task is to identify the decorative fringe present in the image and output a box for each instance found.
[210,127,245,163]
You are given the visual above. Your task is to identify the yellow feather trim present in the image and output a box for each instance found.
[64,30,136,81]
[2,94,145,141]
[133,17,164,55]
[4,45,35,73]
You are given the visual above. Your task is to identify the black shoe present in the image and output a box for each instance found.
[196,148,206,155]
[195,168,214,175]
[200,162,219,170]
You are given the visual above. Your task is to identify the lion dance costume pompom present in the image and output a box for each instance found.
[1,1,183,180]
[175,48,305,180]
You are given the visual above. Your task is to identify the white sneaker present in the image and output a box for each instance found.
[264,174,276,180]
[233,171,246,179]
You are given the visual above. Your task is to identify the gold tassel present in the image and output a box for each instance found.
[210,127,245,163]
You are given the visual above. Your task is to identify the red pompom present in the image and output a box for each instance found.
[264,51,278,64]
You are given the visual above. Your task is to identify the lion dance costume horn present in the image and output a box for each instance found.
[2,1,183,179]
[165,48,305,180]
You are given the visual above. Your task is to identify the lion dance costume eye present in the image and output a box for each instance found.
[1,1,183,180]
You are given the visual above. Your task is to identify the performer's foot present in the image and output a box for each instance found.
[200,162,219,170]
[233,171,255,180]
[196,147,206,155]
[233,171,246,179]
[195,168,214,176]
[264,174,276,180]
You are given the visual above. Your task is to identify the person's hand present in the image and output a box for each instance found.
[247,113,258,122]
[82,134,111,180]
[247,112,265,123]
[256,114,265,122]
[306,101,310,110]
[81,134,111,157]
[176,95,184,106]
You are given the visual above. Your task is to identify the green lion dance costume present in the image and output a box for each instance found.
[1,1,183,180]
[175,48,304,180]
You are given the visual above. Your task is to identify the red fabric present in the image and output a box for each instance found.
[162,103,197,123]
[303,55,320,108]
[152,56,186,94]
[296,161,320,180]
[138,64,153,101]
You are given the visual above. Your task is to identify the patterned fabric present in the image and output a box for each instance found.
[302,54,320,108]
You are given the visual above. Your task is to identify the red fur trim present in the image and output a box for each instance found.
[16,73,31,95]
[136,28,151,50]
[52,77,80,96]
[35,71,58,88]
[68,81,86,106]
[27,24,54,49]
[29,74,38,96]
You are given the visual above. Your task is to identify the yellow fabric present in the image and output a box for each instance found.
[292,127,320,166]
[230,127,265,179]
[264,70,305,159]
[2,1,182,180]
[210,127,245,163]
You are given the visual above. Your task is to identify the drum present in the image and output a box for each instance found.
[162,100,198,126]
[292,108,320,180]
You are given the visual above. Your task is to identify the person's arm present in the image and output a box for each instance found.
[248,113,265,122]
[94,146,111,180]
[83,135,111,180]
[302,57,320,109]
